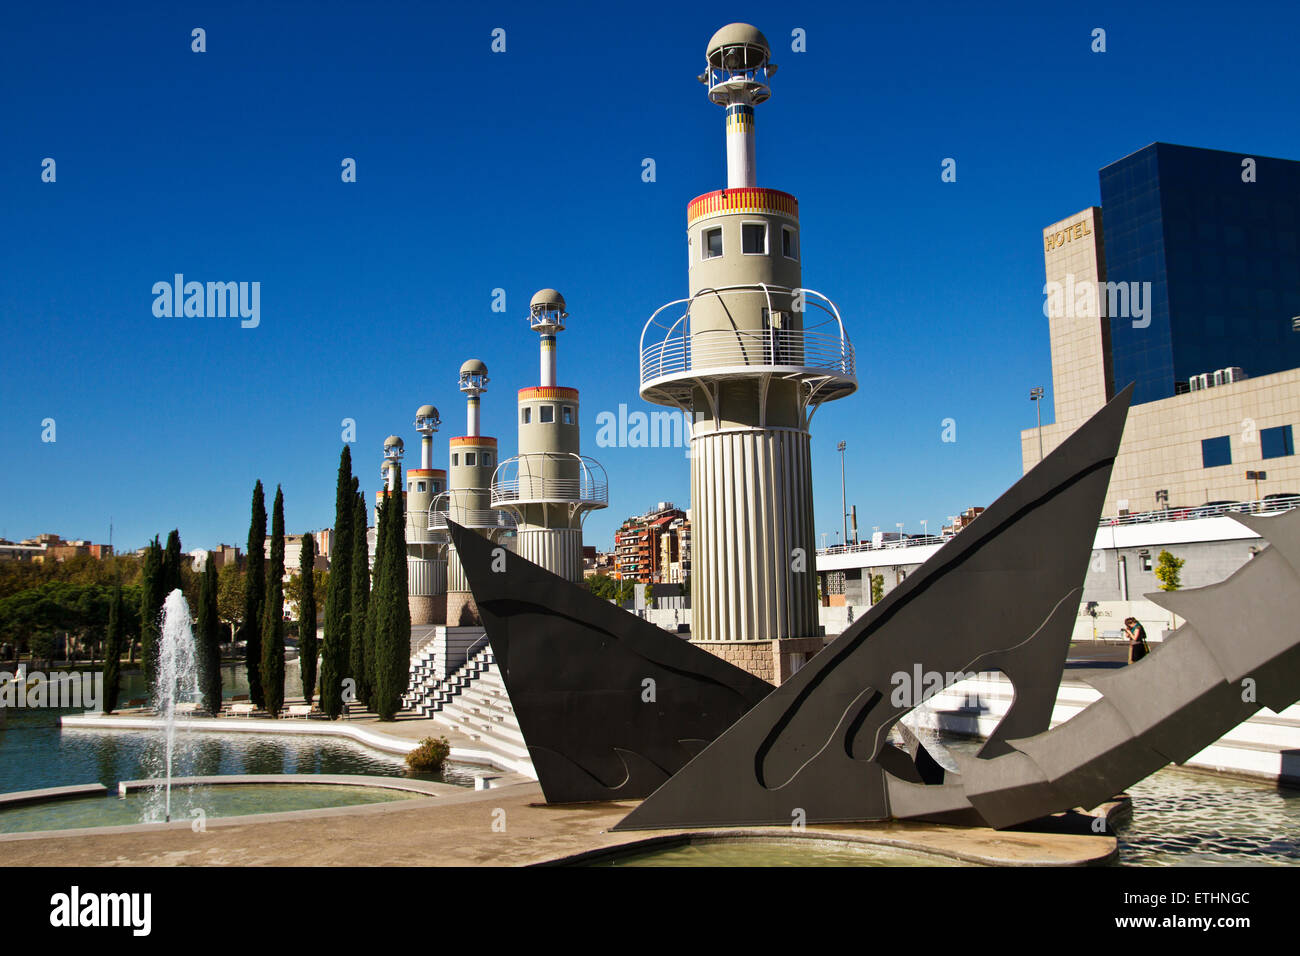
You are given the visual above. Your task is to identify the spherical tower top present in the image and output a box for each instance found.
[384,435,405,457]
[706,23,770,67]
[459,358,489,395]
[414,404,441,431]
[529,287,568,334]
[702,22,775,107]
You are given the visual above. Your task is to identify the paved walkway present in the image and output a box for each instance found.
[0,780,1117,867]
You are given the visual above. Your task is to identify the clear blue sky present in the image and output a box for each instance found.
[3,0,1299,554]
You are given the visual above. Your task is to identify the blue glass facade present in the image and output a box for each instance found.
[1100,143,1300,405]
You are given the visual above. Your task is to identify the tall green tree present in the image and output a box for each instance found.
[1155,550,1185,591]
[240,480,267,707]
[162,529,183,595]
[104,582,123,713]
[261,486,287,716]
[364,488,391,713]
[298,533,318,705]
[196,554,223,713]
[350,491,371,707]
[139,536,165,687]
[375,473,411,720]
[321,447,353,718]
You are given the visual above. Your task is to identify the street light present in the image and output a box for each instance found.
[1030,387,1045,462]
[920,519,928,539]
[896,521,904,545]
[837,440,848,553]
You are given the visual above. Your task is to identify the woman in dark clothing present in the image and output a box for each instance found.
[1124,616,1149,663]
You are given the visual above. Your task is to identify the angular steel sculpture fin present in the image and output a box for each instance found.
[615,386,1133,830]
[446,520,772,804]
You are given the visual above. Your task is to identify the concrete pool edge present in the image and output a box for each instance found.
[0,783,109,808]
[59,712,531,776]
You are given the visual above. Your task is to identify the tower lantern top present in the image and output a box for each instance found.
[459,359,489,395]
[529,288,568,333]
[702,23,775,106]
[414,404,441,432]
[383,435,405,459]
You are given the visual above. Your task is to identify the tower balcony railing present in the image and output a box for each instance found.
[490,454,609,510]
[425,490,517,537]
[639,284,856,407]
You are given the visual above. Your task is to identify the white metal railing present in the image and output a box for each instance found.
[813,495,1300,558]
[490,454,609,508]
[639,285,855,389]
[425,490,516,533]
[1101,495,1300,527]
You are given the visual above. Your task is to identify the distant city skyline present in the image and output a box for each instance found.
[5,1,1299,555]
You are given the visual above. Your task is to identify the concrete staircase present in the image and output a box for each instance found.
[908,672,1300,785]
[404,642,534,777]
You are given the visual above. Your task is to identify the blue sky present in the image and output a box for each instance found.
[3,0,1299,554]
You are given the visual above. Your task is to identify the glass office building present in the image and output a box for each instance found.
[1100,143,1300,406]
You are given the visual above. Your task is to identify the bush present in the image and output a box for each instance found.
[405,736,451,773]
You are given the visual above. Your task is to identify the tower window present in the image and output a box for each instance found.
[522,407,532,424]
[742,222,767,255]
[1201,436,1232,468]
[482,453,492,468]
[465,452,476,466]
[451,453,459,466]
[1262,424,1295,459]
[417,481,426,492]
[540,405,555,423]
[562,405,574,424]
[703,226,723,259]
[782,226,799,260]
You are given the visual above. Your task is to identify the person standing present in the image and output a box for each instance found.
[1124,616,1149,663]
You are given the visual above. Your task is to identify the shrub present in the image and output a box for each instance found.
[406,736,451,773]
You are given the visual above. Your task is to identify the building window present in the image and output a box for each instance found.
[482,453,492,468]
[1201,435,1232,468]
[703,226,723,259]
[782,226,799,259]
[451,453,458,466]
[540,405,555,423]
[1140,554,1153,572]
[522,407,531,424]
[562,405,574,424]
[1261,424,1295,459]
[465,452,476,466]
[742,222,767,255]
[417,481,426,492]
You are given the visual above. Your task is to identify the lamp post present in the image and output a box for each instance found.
[920,519,928,540]
[837,440,848,555]
[896,521,904,545]
[1030,387,1045,462]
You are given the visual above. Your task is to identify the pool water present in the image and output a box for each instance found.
[601,839,970,867]
[0,783,421,834]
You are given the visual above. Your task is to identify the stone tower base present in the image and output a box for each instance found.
[409,594,447,627]
[695,636,826,685]
[445,591,482,627]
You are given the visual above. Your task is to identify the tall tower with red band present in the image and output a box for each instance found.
[638,24,857,681]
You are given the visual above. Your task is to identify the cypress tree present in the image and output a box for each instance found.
[365,488,390,713]
[162,529,183,595]
[196,554,223,713]
[321,447,353,718]
[299,532,318,705]
[375,472,410,720]
[261,486,287,716]
[350,491,370,707]
[104,582,123,713]
[140,536,165,687]
[241,480,267,707]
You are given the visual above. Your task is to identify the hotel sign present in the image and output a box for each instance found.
[1044,218,1093,252]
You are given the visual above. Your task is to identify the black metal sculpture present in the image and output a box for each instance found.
[446,520,772,804]
[617,385,1300,831]
[615,387,1133,830]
